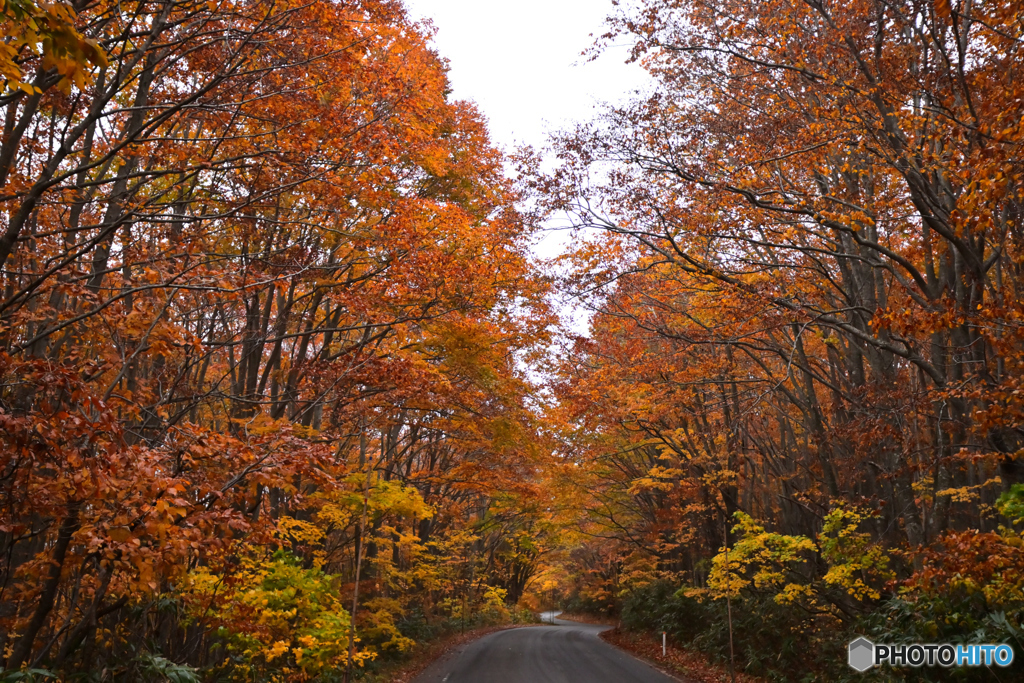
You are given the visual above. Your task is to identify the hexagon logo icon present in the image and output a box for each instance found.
[848,637,875,672]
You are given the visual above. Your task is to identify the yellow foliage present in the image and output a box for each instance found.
[819,505,894,601]
[0,0,106,92]
[183,548,375,680]
[705,512,815,603]
[703,506,892,608]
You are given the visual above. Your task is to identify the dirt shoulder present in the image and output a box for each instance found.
[600,628,766,683]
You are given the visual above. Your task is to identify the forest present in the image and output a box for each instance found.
[1,0,1022,681]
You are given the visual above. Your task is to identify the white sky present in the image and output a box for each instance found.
[402,0,647,159]
[401,1,651,337]
[402,1,648,263]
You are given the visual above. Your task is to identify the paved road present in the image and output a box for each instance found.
[412,613,678,683]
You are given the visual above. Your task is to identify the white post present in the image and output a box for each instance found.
[662,632,666,657]
[725,519,736,683]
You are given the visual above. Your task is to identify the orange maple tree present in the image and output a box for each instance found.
[546,0,1024,679]
[0,0,554,678]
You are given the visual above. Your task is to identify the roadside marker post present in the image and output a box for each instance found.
[662,632,666,657]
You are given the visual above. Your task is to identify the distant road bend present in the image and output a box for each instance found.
[412,613,678,683]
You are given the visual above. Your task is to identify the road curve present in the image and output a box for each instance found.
[411,614,679,683]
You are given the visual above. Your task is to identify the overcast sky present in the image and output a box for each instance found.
[401,0,649,272]
[400,1,651,337]
[402,0,647,155]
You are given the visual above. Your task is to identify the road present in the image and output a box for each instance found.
[412,613,679,683]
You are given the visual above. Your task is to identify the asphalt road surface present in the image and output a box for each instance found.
[412,613,679,683]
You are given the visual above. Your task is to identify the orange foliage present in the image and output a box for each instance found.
[0,0,553,678]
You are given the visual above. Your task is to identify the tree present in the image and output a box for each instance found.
[0,0,553,676]
[547,0,1024,677]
